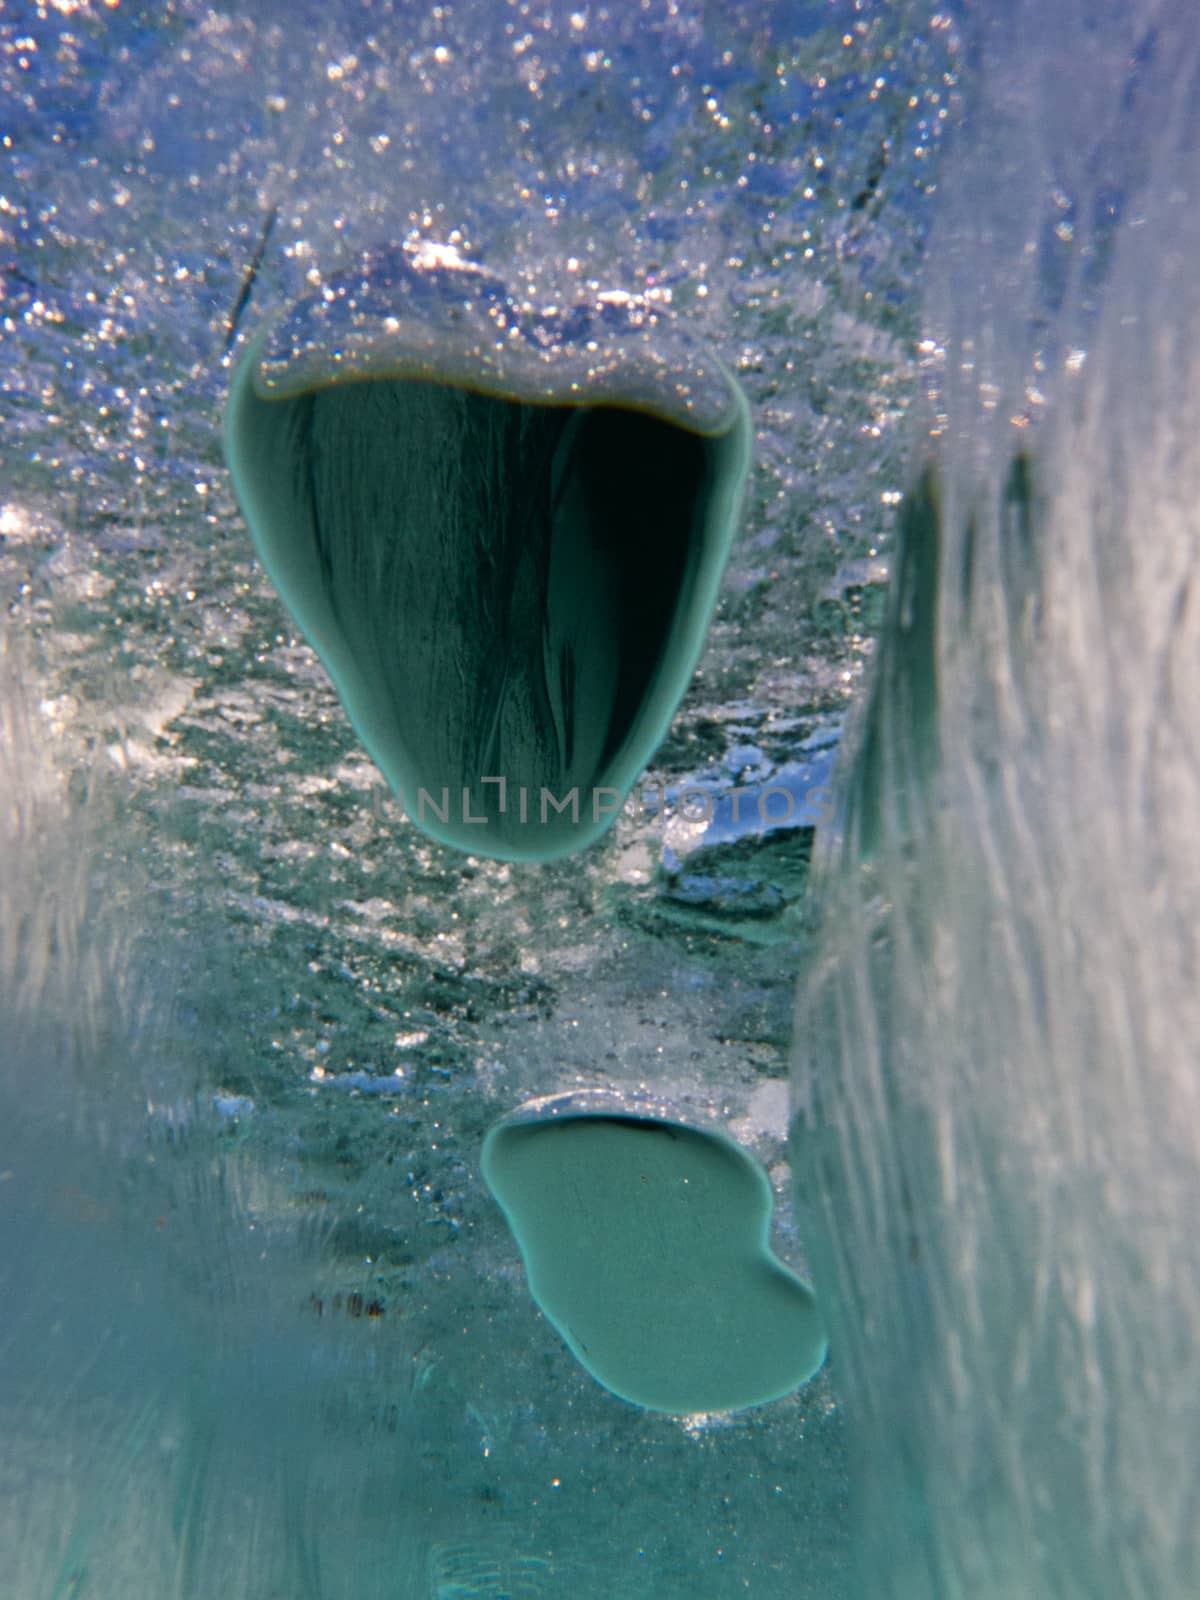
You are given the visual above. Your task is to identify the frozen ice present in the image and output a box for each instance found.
[4,1,899,1592]
[223,264,752,860]
[793,5,1200,1597]
[4,0,1194,1597]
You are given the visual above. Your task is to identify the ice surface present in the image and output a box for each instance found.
[3,1,942,1592]
[793,4,1200,1596]
[15,1,1190,1597]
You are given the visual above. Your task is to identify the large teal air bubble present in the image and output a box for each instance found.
[225,252,751,861]
[483,1096,826,1414]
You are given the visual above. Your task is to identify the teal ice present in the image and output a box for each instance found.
[2,3,1198,1599]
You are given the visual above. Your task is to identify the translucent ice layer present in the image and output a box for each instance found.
[793,5,1200,1597]
[7,3,929,1592]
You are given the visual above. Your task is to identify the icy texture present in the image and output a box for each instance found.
[794,5,1200,1596]
[0,0,952,1594]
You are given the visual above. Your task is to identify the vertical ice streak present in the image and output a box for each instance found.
[793,4,1200,1596]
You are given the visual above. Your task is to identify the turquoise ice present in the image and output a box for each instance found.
[792,8,1200,1596]
[2,1,1198,1597]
